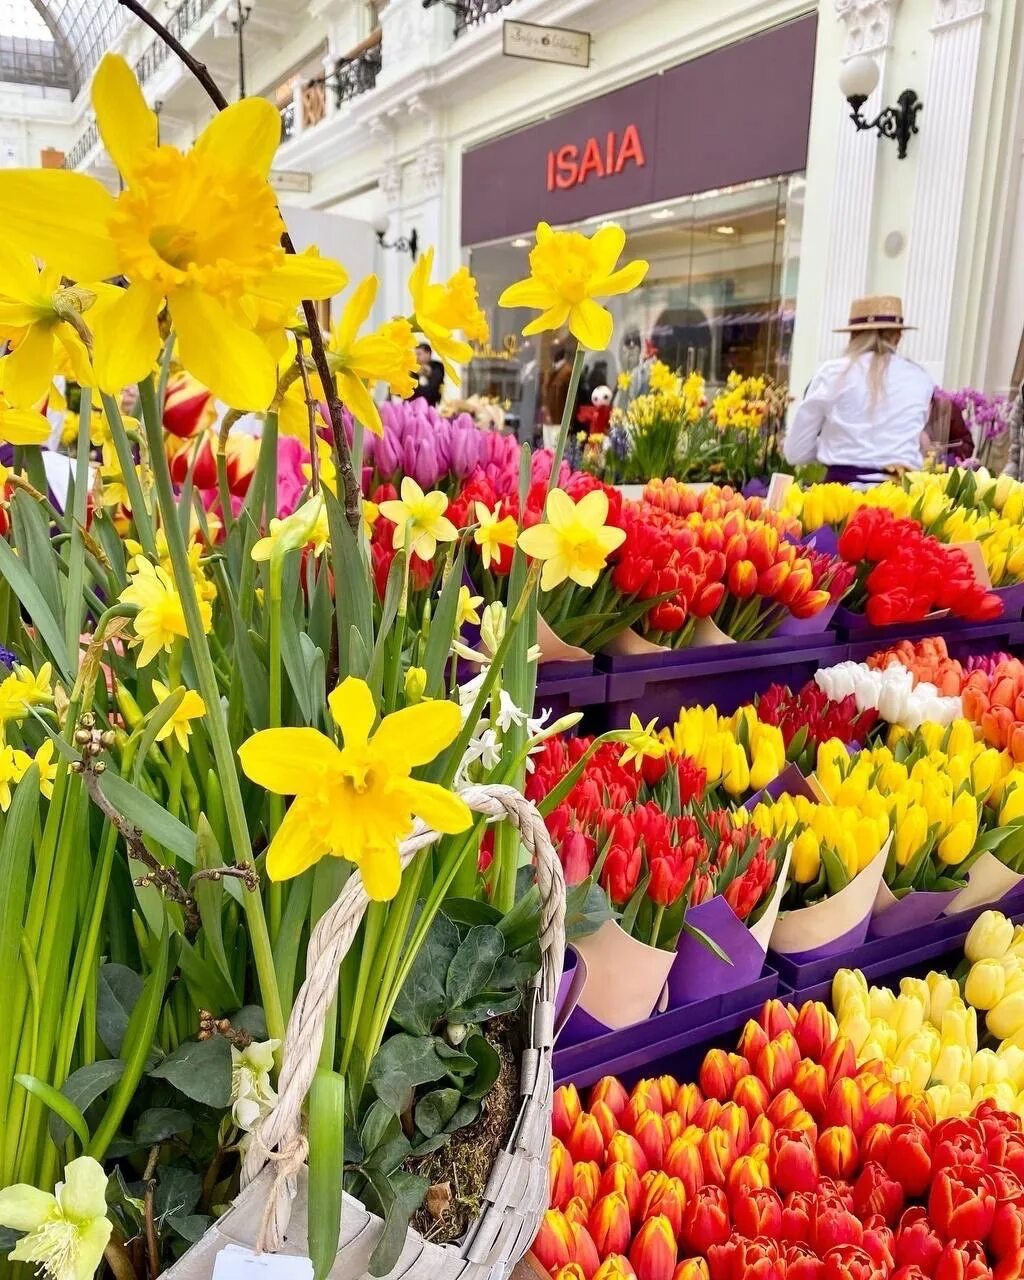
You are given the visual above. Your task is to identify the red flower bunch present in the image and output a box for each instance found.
[540,1001,1024,1280]
[838,508,1003,626]
[757,681,879,772]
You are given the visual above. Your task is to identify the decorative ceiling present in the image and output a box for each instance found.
[0,0,124,95]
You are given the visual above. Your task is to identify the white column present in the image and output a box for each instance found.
[817,0,902,363]
[291,82,305,137]
[900,0,988,381]
[375,0,454,91]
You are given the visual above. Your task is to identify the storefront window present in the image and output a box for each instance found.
[466,174,803,440]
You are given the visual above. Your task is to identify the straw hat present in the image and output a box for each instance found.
[834,295,916,332]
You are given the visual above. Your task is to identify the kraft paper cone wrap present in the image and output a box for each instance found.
[770,837,891,956]
[573,918,676,1028]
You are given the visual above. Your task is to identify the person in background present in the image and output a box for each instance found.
[1004,382,1024,479]
[784,295,933,483]
[410,341,444,407]
[543,344,573,427]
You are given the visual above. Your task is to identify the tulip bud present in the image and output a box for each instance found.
[639,1173,686,1239]
[628,1215,676,1280]
[671,1263,708,1280]
[570,1224,601,1279]
[554,1085,583,1143]
[767,1089,805,1129]
[827,1077,868,1138]
[592,1076,630,1121]
[692,1097,723,1131]
[591,1101,620,1148]
[863,1080,898,1129]
[672,1082,704,1125]
[599,1163,643,1225]
[589,1193,633,1259]
[553,1265,587,1280]
[633,1110,667,1170]
[699,1049,736,1102]
[759,998,798,1037]
[781,1190,815,1243]
[663,1134,703,1200]
[631,1079,665,1115]
[769,1128,819,1196]
[966,958,1008,1011]
[731,1074,770,1123]
[853,1161,905,1226]
[569,1113,607,1165]
[680,1185,730,1255]
[928,1165,998,1244]
[725,1152,769,1201]
[713,1102,750,1150]
[792,1060,830,1122]
[565,1197,590,1229]
[823,1035,858,1088]
[965,910,1015,964]
[818,1125,859,1180]
[572,1162,602,1210]
[550,1137,575,1209]
[756,1031,801,1094]
[795,1001,838,1059]
[606,1131,648,1175]
[750,1113,775,1149]
[593,1257,636,1280]
[534,1209,575,1272]
[894,1207,943,1270]
[732,1186,783,1238]
[737,1019,770,1062]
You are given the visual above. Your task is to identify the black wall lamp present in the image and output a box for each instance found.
[839,55,922,160]
[372,212,419,261]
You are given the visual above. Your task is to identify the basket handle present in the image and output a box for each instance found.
[241,782,566,1252]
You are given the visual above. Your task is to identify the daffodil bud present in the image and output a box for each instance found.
[404,666,428,704]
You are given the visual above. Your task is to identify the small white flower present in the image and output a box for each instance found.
[230,1038,280,1132]
[495,690,528,733]
[0,1156,111,1280]
[480,602,506,656]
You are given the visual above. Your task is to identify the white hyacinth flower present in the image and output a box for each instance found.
[230,1038,281,1132]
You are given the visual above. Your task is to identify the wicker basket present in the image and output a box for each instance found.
[163,782,565,1280]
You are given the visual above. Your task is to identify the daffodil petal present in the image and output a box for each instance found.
[90,284,163,394]
[0,241,46,301]
[335,275,378,349]
[194,97,282,179]
[238,728,341,794]
[407,251,432,310]
[3,323,54,408]
[401,778,473,835]
[251,252,349,307]
[356,845,402,901]
[593,260,650,298]
[336,370,384,436]
[0,408,51,446]
[173,288,277,411]
[92,53,158,182]
[574,487,610,527]
[591,223,626,275]
[0,171,120,281]
[0,1184,53,1231]
[372,699,462,767]
[569,298,613,351]
[522,304,571,337]
[545,487,575,526]
[498,279,555,309]
[328,676,376,748]
[55,326,95,389]
[540,556,571,591]
[517,524,563,560]
[265,797,331,881]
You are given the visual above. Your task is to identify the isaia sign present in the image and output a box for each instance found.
[546,124,646,190]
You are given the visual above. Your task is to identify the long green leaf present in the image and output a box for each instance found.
[323,487,372,680]
[65,388,93,660]
[99,771,197,864]
[14,1073,90,1149]
[422,545,466,698]
[0,764,40,1128]
[308,1069,346,1280]
[0,534,70,677]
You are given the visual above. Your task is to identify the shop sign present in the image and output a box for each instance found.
[461,15,817,245]
[503,20,591,69]
[469,335,523,361]
[270,169,312,194]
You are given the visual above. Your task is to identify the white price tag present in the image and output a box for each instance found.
[213,1245,314,1280]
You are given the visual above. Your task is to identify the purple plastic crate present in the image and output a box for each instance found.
[846,620,1024,664]
[534,660,607,725]
[994,583,1024,621]
[553,967,778,1088]
[599,641,849,727]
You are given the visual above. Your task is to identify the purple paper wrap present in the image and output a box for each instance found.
[774,600,839,637]
[869,888,960,938]
[668,896,766,1002]
[802,525,840,556]
[772,915,869,965]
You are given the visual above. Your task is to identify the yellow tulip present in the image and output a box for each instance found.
[721,743,750,797]
[927,973,962,1026]
[933,1042,973,1087]
[894,808,928,868]
[939,820,977,866]
[893,994,926,1042]
[841,1013,872,1054]
[900,976,931,1008]
[791,829,821,884]
[965,959,1008,1011]
[867,1020,899,1058]
[749,740,779,791]
[976,1080,1019,1114]
[988,991,1024,1042]
[997,1044,1024,1088]
[965,910,1015,963]
[869,987,898,1022]
[941,1005,979,1054]
[971,1049,1009,1091]
[945,719,977,758]
[1001,780,1024,826]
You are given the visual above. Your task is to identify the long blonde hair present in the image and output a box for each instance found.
[842,329,902,414]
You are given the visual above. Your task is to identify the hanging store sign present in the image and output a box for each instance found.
[502,20,591,69]
[462,15,817,245]
[270,170,312,194]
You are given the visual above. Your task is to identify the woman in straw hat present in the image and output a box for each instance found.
[784,295,935,484]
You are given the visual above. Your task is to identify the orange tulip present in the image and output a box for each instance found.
[826,1077,868,1139]
[640,1171,687,1237]
[726,1152,770,1200]
[554,1084,583,1144]
[655,1076,679,1112]
[629,1214,677,1280]
[588,1192,632,1260]
[755,1032,800,1094]
[592,1076,629,1121]
[817,1125,859,1179]
[750,1114,775,1149]
[673,1082,704,1125]
[672,1263,709,1280]
[864,1079,898,1128]
[699,1048,736,1102]
[766,1089,804,1129]
[570,1223,600,1279]
[794,1002,835,1059]
[693,1098,723,1131]
[553,1265,587,1280]
[550,1137,574,1210]
[565,1196,590,1229]
[663,1112,684,1143]
[714,1101,750,1151]
[591,1101,620,1148]
[664,1135,704,1199]
[699,1126,737,1187]
[634,1109,667,1169]
[599,1162,643,1224]
[572,1161,602,1210]
[630,1079,665,1115]
[732,1074,771,1123]
[534,1209,575,1273]
[593,1257,636,1280]
[607,1130,648,1175]
[822,1034,858,1089]
[791,1060,829,1122]
[569,1113,607,1165]
[860,1122,893,1167]
[737,1019,769,1063]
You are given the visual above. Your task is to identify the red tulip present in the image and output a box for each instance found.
[673,1082,704,1125]
[822,1035,857,1089]
[592,1101,620,1148]
[693,1098,723,1131]
[863,1079,898,1129]
[737,1019,770,1063]
[634,1110,667,1169]
[571,1223,601,1279]
[725,1152,769,1200]
[826,1077,867,1139]
[769,1128,819,1197]
[628,1215,676,1280]
[700,1049,736,1102]
[592,1077,630,1121]
[895,1207,944,1270]
[535,1209,575,1272]
[781,1190,814,1243]
[794,1001,835,1059]
[599,1163,642,1224]
[756,1032,800,1094]
[593,1257,635,1280]
[759,998,798,1037]
[706,1235,786,1280]
[731,1074,770,1123]
[553,1085,583,1145]
[663,1135,703,1200]
[569,1114,607,1165]
[680,1185,730,1254]
[934,1242,994,1280]
[861,1215,895,1271]
[163,371,214,439]
[750,1114,775,1149]
[550,1137,575,1209]
[895,1085,934,1129]
[572,1161,602,1210]
[820,1244,888,1280]
[853,1161,905,1226]
[766,1090,804,1129]
[589,1193,633,1259]
[987,1131,1024,1180]
[885,1124,933,1198]
[812,1201,864,1254]
[929,1165,998,1244]
[785,1243,825,1280]
[860,1122,894,1168]
[990,1202,1024,1260]
[818,1125,859,1180]
[639,1172,686,1238]
[932,1118,987,1174]
[732,1186,783,1238]
[607,1131,648,1175]
[891,1269,930,1280]
[791,1060,829,1122]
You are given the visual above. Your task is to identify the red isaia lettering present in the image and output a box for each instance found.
[545,125,646,190]
[615,123,646,173]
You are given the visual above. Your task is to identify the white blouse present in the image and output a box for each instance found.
[784,352,935,471]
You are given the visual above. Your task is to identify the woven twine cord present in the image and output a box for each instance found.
[242,783,567,1254]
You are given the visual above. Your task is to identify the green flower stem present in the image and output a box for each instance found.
[546,347,586,496]
[267,555,286,943]
[136,376,285,1048]
[64,389,93,661]
[101,393,157,558]
[341,900,389,1086]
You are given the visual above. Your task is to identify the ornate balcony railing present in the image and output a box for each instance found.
[65,120,98,171]
[280,100,296,141]
[454,0,518,38]
[330,32,382,108]
[135,0,216,87]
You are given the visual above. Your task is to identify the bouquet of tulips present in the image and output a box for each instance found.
[755,680,880,773]
[663,705,788,800]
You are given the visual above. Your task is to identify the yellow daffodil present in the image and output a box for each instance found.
[404,666,428,704]
[362,498,379,539]
[238,676,471,896]
[251,494,330,563]
[616,370,631,391]
[0,662,53,723]
[618,714,666,772]
[33,739,58,800]
[0,244,102,408]
[151,680,207,752]
[327,275,419,435]
[408,252,488,380]
[517,487,625,590]
[301,437,337,496]
[378,477,458,561]
[473,501,517,571]
[498,221,648,351]
[0,1156,111,1280]
[0,379,50,446]
[119,558,211,667]
[456,586,483,628]
[0,54,346,410]
[0,741,29,810]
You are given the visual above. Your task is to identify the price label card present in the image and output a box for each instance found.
[766,473,794,511]
[213,1245,314,1280]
